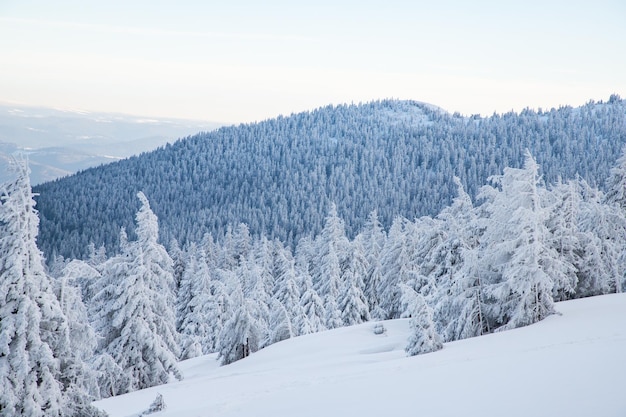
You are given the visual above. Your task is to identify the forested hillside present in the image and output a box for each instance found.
[4,143,626,413]
[34,96,626,259]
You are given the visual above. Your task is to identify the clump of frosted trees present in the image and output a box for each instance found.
[159,149,626,359]
[0,158,107,417]
[4,146,626,414]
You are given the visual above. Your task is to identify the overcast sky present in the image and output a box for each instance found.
[1,0,624,124]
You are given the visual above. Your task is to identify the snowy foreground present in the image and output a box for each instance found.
[95,294,626,417]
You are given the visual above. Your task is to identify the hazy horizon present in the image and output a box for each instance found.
[1,1,624,124]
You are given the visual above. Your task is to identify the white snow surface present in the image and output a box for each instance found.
[95,294,626,417]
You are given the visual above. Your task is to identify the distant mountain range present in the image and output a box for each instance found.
[0,103,221,184]
[33,96,626,260]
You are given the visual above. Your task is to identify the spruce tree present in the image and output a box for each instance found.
[0,158,64,416]
[217,283,264,365]
[177,244,217,357]
[478,151,558,330]
[401,285,443,356]
[91,192,182,394]
[355,210,386,319]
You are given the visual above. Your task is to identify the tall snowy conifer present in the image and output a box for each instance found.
[217,282,265,365]
[377,217,411,319]
[313,204,349,329]
[92,192,181,394]
[177,243,215,358]
[578,181,626,295]
[544,179,581,300]
[298,268,326,334]
[53,267,105,416]
[339,241,370,326]
[272,243,305,337]
[355,210,386,319]
[0,157,65,417]
[431,177,487,341]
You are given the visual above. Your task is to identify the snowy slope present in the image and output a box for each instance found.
[94,294,626,417]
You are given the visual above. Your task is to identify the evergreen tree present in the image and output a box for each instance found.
[431,177,487,341]
[356,210,386,319]
[604,144,626,210]
[267,300,294,345]
[177,244,215,358]
[377,217,411,319]
[578,182,626,295]
[401,284,443,356]
[176,244,196,333]
[478,151,558,330]
[339,241,370,326]
[238,253,271,346]
[91,192,182,394]
[91,353,129,399]
[217,283,264,365]
[298,269,326,334]
[309,205,348,329]
[53,269,103,416]
[272,245,305,337]
[232,223,252,267]
[545,179,581,300]
[169,238,186,290]
[0,157,65,417]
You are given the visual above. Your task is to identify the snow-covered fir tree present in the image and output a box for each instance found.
[431,177,487,342]
[176,243,216,358]
[544,179,581,301]
[355,210,386,319]
[298,268,326,335]
[401,284,443,356]
[339,241,370,326]
[238,253,271,347]
[217,282,265,365]
[53,265,105,416]
[377,217,411,319]
[578,181,626,295]
[267,299,295,345]
[478,151,559,330]
[91,192,182,394]
[271,243,305,337]
[312,204,349,329]
[0,157,65,416]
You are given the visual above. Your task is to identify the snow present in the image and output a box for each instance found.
[94,294,626,417]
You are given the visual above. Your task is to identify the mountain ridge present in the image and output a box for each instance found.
[32,97,626,259]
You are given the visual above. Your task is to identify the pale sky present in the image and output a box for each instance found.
[1,0,625,124]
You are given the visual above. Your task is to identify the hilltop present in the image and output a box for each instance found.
[33,97,626,259]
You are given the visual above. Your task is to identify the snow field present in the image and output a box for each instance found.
[95,293,626,417]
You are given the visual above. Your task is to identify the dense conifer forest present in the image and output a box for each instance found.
[33,96,626,260]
